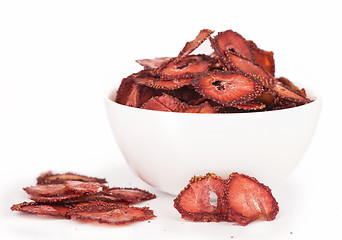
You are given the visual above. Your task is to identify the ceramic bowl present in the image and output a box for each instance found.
[105,88,321,195]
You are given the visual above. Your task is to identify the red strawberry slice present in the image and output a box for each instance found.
[156,55,211,79]
[224,172,279,226]
[247,40,275,76]
[141,93,182,112]
[135,75,191,90]
[103,187,156,203]
[234,101,266,111]
[226,51,275,88]
[136,57,171,69]
[68,201,155,225]
[37,171,107,185]
[210,30,254,69]
[11,202,71,218]
[179,102,216,113]
[173,173,226,222]
[175,29,214,63]
[271,80,308,103]
[191,71,263,106]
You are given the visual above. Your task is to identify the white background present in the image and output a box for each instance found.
[1,0,341,239]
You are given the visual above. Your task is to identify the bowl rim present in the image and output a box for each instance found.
[104,84,321,117]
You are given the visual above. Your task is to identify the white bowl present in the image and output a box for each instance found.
[105,88,321,195]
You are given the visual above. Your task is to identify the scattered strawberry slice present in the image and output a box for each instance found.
[103,187,156,203]
[173,173,226,222]
[224,172,279,226]
[37,171,107,185]
[10,202,71,218]
[68,201,155,225]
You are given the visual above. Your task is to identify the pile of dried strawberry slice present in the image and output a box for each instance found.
[174,172,279,226]
[115,29,311,113]
[11,171,156,225]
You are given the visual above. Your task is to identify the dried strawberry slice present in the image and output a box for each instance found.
[191,71,263,106]
[173,173,226,222]
[11,202,71,218]
[114,75,136,105]
[210,30,254,69]
[247,40,275,76]
[51,193,129,205]
[234,101,266,111]
[136,57,171,69]
[271,80,308,103]
[166,86,204,104]
[103,187,156,203]
[37,171,107,185]
[224,173,279,226]
[64,180,105,193]
[175,29,214,63]
[179,102,216,113]
[277,77,307,97]
[156,55,211,79]
[135,75,191,90]
[29,193,84,203]
[24,184,70,197]
[141,93,182,112]
[254,91,276,106]
[125,83,140,107]
[226,51,275,88]
[69,201,155,225]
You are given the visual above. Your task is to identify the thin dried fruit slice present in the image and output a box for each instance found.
[11,202,71,218]
[37,171,107,185]
[24,181,104,198]
[52,193,129,205]
[166,86,205,104]
[234,101,266,111]
[191,72,263,106]
[248,40,275,76]
[64,180,105,193]
[210,30,254,69]
[141,93,182,112]
[125,83,140,107]
[179,102,216,113]
[24,184,70,197]
[69,201,155,225]
[254,91,276,106]
[136,57,171,69]
[277,77,307,97]
[135,75,191,90]
[271,81,308,103]
[29,193,83,203]
[226,51,275,88]
[157,55,211,79]
[103,188,156,204]
[224,172,279,226]
[174,173,226,222]
[175,29,214,63]
[114,75,136,105]
[137,85,162,106]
